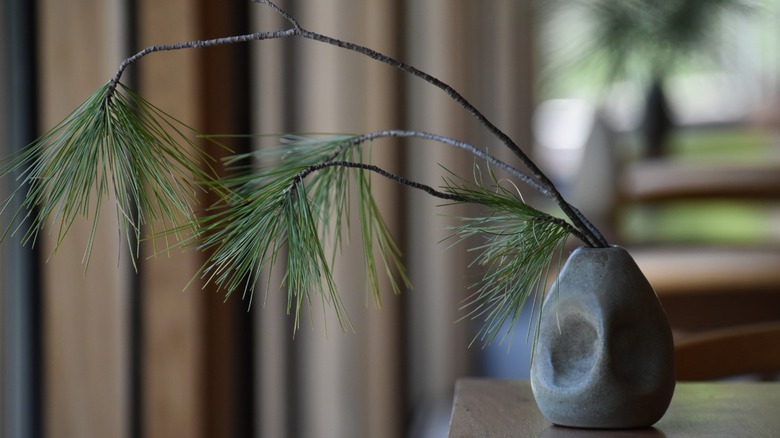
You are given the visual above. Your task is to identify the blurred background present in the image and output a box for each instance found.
[1,1,779,437]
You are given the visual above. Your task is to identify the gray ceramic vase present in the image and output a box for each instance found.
[530,246,675,429]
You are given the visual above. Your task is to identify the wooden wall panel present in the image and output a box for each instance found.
[404,0,474,417]
[198,1,254,437]
[1,1,41,437]
[360,2,406,437]
[293,2,370,436]
[249,1,535,437]
[38,0,131,437]
[251,1,406,437]
[20,3,534,437]
[137,1,255,437]
[251,4,292,438]
[136,0,205,437]
[403,0,536,433]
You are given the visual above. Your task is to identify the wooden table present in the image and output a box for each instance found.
[448,379,780,437]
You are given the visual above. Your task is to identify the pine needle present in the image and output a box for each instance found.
[444,169,572,346]
[0,82,215,266]
[192,135,409,333]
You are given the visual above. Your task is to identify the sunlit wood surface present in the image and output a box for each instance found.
[449,379,780,437]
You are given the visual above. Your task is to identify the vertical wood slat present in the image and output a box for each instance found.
[286,2,373,437]
[38,0,131,437]
[403,0,537,433]
[361,1,406,437]
[303,1,406,436]
[138,1,255,436]
[136,0,205,437]
[404,0,474,417]
[251,1,406,437]
[294,2,365,436]
[251,2,292,437]
[1,1,41,437]
[198,1,254,437]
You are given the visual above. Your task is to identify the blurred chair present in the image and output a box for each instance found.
[674,320,780,380]
[617,135,780,381]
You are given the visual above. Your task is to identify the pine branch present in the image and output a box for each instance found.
[102,0,607,247]
[190,133,582,338]
[0,1,616,342]
[191,136,422,331]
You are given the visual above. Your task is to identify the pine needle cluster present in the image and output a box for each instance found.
[445,177,571,345]
[0,82,213,266]
[192,136,408,332]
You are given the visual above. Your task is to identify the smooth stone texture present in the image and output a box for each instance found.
[531,246,676,428]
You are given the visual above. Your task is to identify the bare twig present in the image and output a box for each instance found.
[106,28,297,100]
[291,160,466,202]
[344,130,549,196]
[289,159,591,244]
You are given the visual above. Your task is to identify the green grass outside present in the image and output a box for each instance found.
[620,127,780,244]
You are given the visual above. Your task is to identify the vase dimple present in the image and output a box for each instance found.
[549,313,598,388]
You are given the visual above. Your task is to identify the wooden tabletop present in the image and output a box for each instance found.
[448,379,780,437]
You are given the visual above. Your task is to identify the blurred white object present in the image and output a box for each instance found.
[534,98,618,231]
[533,99,594,186]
